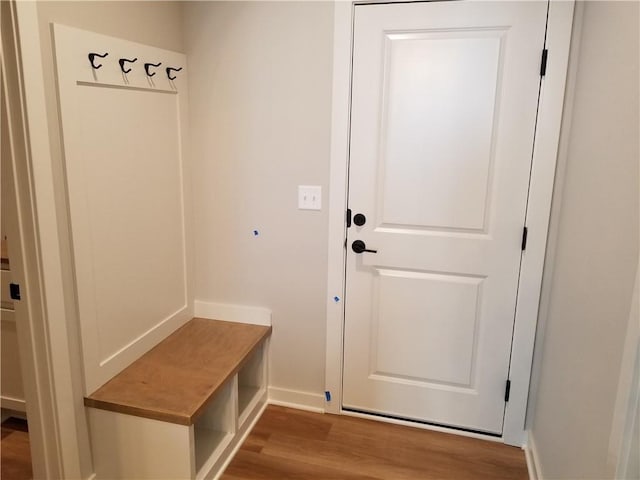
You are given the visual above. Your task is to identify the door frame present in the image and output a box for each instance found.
[1,1,63,477]
[324,0,575,447]
[3,1,90,476]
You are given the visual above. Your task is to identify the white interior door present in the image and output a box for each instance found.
[343,1,548,435]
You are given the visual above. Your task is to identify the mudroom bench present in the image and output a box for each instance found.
[84,318,271,480]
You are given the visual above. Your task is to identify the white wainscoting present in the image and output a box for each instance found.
[53,25,193,394]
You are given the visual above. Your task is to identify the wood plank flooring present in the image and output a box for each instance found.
[1,417,32,480]
[222,406,528,480]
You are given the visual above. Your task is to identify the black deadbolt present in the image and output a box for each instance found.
[353,213,366,226]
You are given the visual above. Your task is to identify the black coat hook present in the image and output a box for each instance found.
[166,67,182,80]
[88,52,108,69]
[144,62,162,77]
[119,57,138,74]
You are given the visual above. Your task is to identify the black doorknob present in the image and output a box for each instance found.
[352,240,377,254]
[353,213,366,226]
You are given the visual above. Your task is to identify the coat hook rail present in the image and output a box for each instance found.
[166,67,182,80]
[88,52,108,69]
[119,57,138,74]
[144,62,162,77]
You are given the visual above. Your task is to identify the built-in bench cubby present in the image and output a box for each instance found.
[84,318,271,480]
[52,26,272,480]
[238,343,266,426]
[193,379,235,475]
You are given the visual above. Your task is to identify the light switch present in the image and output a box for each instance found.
[298,185,322,210]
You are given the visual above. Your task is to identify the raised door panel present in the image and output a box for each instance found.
[380,30,504,232]
[371,269,482,387]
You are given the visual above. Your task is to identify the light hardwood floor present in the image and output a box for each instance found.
[222,405,528,480]
[0,407,528,479]
[1,417,32,480]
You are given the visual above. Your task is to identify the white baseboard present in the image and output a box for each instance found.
[268,387,325,413]
[1,395,26,412]
[525,430,543,480]
[1,408,27,422]
[194,301,271,326]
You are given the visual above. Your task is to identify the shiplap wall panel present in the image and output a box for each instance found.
[53,24,192,394]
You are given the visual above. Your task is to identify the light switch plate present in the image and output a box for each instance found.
[298,185,322,210]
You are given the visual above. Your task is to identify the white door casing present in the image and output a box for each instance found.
[53,25,193,394]
[325,0,575,445]
[2,2,68,475]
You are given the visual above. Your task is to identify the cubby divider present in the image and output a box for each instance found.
[194,378,236,475]
[238,343,266,426]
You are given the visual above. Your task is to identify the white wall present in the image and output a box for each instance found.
[184,2,334,403]
[32,2,184,477]
[23,0,637,477]
[527,2,639,478]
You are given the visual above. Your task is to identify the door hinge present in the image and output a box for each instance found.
[9,283,21,301]
[504,380,511,402]
[540,49,548,77]
[521,226,528,251]
[346,208,352,228]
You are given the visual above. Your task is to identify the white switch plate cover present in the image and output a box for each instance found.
[298,185,322,210]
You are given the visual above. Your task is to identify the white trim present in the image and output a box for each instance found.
[609,263,640,476]
[503,0,575,446]
[324,0,575,445]
[0,395,27,412]
[324,0,353,416]
[211,401,268,480]
[268,387,326,413]
[1,409,27,422]
[4,2,66,478]
[524,431,543,480]
[194,300,272,327]
[525,0,584,433]
[13,2,90,477]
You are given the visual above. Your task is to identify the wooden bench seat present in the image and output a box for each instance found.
[83,317,272,480]
[85,318,271,425]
